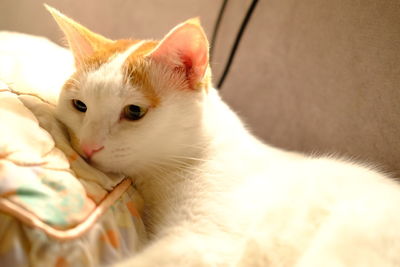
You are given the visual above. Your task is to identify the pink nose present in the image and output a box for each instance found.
[81,144,104,159]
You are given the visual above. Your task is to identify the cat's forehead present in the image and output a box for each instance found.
[82,39,158,72]
[65,40,160,106]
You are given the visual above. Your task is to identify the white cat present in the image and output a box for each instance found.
[47,5,400,267]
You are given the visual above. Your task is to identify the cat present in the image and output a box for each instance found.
[47,5,400,267]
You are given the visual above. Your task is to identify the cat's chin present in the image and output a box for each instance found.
[90,160,113,173]
[89,157,129,177]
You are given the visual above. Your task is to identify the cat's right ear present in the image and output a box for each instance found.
[45,4,113,68]
[147,18,209,90]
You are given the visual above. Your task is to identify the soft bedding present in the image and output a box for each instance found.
[0,77,146,266]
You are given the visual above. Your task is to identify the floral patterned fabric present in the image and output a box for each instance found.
[0,82,146,266]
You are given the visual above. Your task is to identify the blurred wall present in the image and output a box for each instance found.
[0,0,220,45]
[217,0,400,174]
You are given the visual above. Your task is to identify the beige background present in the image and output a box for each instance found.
[0,0,220,41]
[2,0,400,175]
[216,0,400,175]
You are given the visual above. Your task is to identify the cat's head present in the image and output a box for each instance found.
[47,6,211,177]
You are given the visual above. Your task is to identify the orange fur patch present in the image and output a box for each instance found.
[123,41,161,107]
[81,39,139,71]
[63,40,142,91]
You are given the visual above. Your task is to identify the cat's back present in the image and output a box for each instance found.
[243,153,400,223]
[237,154,400,267]
[292,155,400,204]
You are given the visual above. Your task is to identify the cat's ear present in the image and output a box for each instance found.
[45,4,113,68]
[148,18,209,89]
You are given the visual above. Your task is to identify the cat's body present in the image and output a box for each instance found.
[46,6,400,267]
[128,92,400,267]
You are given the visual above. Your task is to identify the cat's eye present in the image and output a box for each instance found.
[123,105,146,121]
[72,99,87,112]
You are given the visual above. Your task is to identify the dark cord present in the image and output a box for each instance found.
[214,0,259,89]
[210,0,229,62]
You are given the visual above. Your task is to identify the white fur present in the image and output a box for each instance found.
[57,43,400,267]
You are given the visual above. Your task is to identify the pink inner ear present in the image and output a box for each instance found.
[150,22,209,89]
[63,27,95,65]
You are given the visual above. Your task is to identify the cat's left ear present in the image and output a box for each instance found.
[45,4,113,68]
[148,18,209,90]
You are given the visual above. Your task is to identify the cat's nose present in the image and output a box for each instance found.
[81,143,104,159]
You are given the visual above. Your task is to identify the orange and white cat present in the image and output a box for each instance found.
[47,6,400,267]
